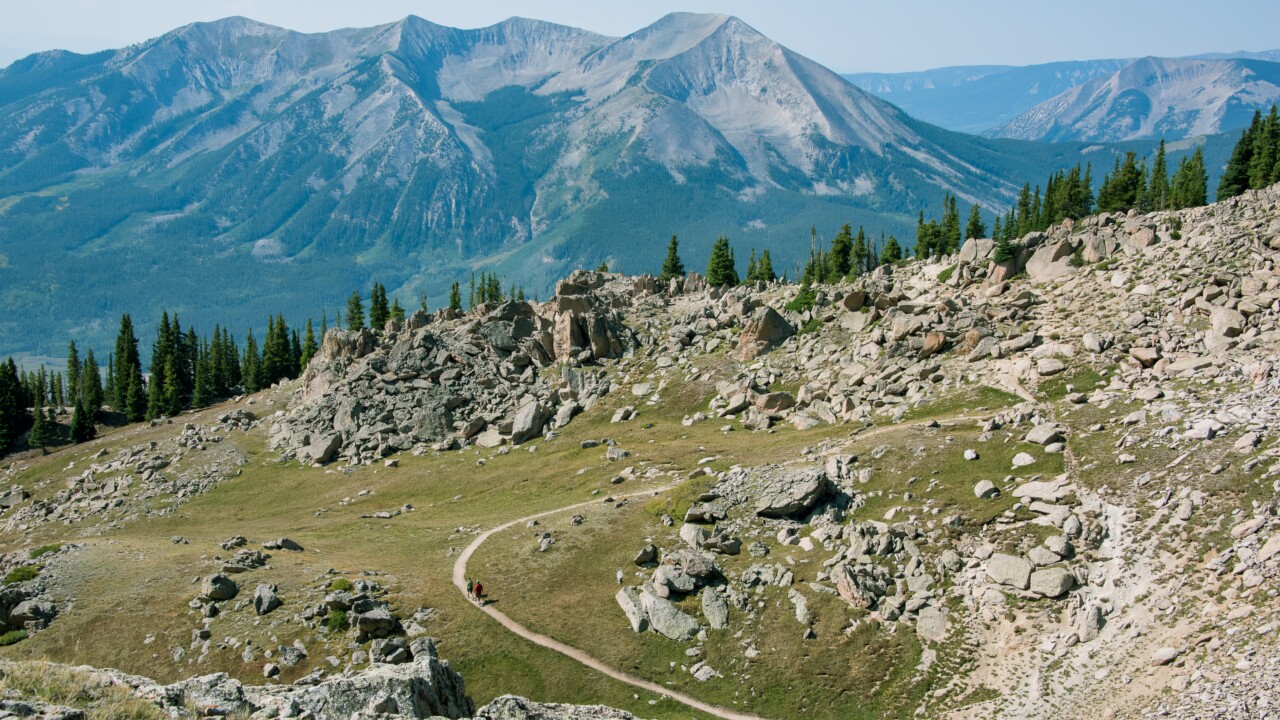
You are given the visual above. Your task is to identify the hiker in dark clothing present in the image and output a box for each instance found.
[466,578,474,598]
[473,581,484,602]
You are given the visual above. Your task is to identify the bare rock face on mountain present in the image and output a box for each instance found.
[270,272,638,464]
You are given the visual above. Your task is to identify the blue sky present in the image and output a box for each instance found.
[1,0,1277,72]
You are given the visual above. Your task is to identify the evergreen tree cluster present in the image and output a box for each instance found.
[914,194,962,258]
[1218,105,1280,200]
[801,224,896,282]
[1096,142,1206,214]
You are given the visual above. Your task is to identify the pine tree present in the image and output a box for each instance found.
[758,250,777,282]
[448,282,462,311]
[829,224,853,279]
[192,345,213,408]
[301,320,318,368]
[1170,147,1208,209]
[940,194,961,252]
[1097,152,1143,213]
[0,359,22,450]
[993,234,1017,264]
[369,283,390,329]
[241,330,261,393]
[390,298,405,323]
[706,236,739,286]
[66,341,80,406]
[1218,110,1260,200]
[28,395,51,450]
[1144,139,1170,211]
[346,291,365,331]
[660,236,685,281]
[69,398,94,443]
[1249,105,1279,190]
[468,273,476,310]
[881,236,903,264]
[111,314,146,420]
[965,204,986,240]
[162,353,182,417]
[81,350,102,416]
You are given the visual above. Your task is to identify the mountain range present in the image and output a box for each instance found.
[847,51,1280,138]
[0,13,1229,358]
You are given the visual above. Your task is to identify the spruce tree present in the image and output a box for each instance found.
[301,320,318,368]
[346,291,365,331]
[1170,147,1208,209]
[1218,110,1260,200]
[881,236,903,264]
[66,341,80,407]
[706,236,738,286]
[745,250,759,283]
[829,224,853,279]
[369,283,390,329]
[390,298,405,323]
[1249,105,1279,190]
[850,227,869,277]
[81,350,102,416]
[111,314,146,419]
[70,398,94,443]
[965,204,986,240]
[1145,139,1169,211]
[993,234,1017,264]
[758,250,776,282]
[28,396,50,450]
[448,282,462,311]
[241,330,260,393]
[0,359,22,450]
[660,236,685,281]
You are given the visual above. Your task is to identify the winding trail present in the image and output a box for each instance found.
[452,484,771,720]
[450,411,1005,720]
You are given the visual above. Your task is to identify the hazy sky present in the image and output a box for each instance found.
[1,1,1277,73]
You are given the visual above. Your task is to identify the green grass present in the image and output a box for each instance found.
[28,544,62,560]
[3,566,40,585]
[0,630,28,646]
[327,578,353,592]
[936,265,956,283]
[1037,365,1108,401]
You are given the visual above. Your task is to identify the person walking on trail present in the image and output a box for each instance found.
[473,581,484,603]
[466,578,474,599]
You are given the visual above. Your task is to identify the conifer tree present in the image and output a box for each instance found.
[241,330,261,393]
[706,236,739,286]
[1144,139,1170,211]
[346,291,365,331]
[850,227,869,277]
[757,250,776,282]
[81,350,102,416]
[745,250,758,283]
[829,224,853,279]
[69,398,94,443]
[27,396,51,450]
[1219,110,1261,200]
[301,320,318,368]
[993,233,1017,264]
[660,236,685,281]
[881,236,903,264]
[1170,147,1208,209]
[1249,105,1279,190]
[111,315,147,421]
[965,204,986,240]
[390,298,405,323]
[0,359,22,450]
[66,342,80,406]
[448,282,462,311]
[369,283,390,329]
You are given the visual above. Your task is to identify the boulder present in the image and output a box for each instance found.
[300,434,342,465]
[615,587,648,633]
[201,574,239,602]
[638,587,700,641]
[958,237,994,265]
[633,544,657,566]
[1024,240,1075,281]
[1029,568,1074,598]
[701,587,729,630]
[1210,306,1246,338]
[985,554,1032,590]
[253,585,282,616]
[1025,424,1064,446]
[753,467,833,519]
[974,480,999,499]
[735,307,795,361]
[915,606,947,642]
[510,401,546,445]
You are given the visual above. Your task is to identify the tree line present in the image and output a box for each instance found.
[1218,105,1280,200]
